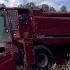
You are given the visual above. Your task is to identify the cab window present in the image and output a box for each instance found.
[8,10,17,30]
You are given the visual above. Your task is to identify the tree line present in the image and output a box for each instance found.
[0,3,68,12]
[18,2,68,12]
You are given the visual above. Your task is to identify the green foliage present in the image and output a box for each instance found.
[60,5,67,12]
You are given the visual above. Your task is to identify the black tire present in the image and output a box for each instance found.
[33,45,53,69]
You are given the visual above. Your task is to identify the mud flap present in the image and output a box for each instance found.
[23,38,35,65]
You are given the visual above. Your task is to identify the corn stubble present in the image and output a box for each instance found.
[48,59,70,70]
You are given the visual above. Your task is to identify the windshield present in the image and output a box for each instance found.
[0,11,11,42]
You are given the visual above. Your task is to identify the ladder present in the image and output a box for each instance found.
[22,38,35,70]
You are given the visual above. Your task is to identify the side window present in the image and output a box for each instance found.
[19,13,28,25]
[8,10,18,30]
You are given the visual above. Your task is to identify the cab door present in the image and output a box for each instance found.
[7,10,20,39]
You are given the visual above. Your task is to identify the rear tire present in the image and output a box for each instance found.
[33,45,53,69]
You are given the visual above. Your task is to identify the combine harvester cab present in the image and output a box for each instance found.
[1,7,70,70]
[0,8,17,70]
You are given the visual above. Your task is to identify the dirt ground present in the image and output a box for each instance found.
[16,66,24,70]
[16,59,70,70]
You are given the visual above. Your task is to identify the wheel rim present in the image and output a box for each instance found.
[37,53,48,68]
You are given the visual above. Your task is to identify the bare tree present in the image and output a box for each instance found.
[42,4,49,12]
[18,4,24,8]
[25,2,36,9]
[49,7,56,12]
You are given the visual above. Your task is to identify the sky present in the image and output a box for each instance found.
[0,0,70,11]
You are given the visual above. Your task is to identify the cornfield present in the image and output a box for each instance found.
[16,59,70,70]
[48,59,70,70]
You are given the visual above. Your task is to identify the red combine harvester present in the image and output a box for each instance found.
[0,8,70,70]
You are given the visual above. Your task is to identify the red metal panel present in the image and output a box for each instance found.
[23,38,35,65]
[0,52,16,70]
[0,57,16,70]
[34,38,70,46]
[34,16,70,35]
